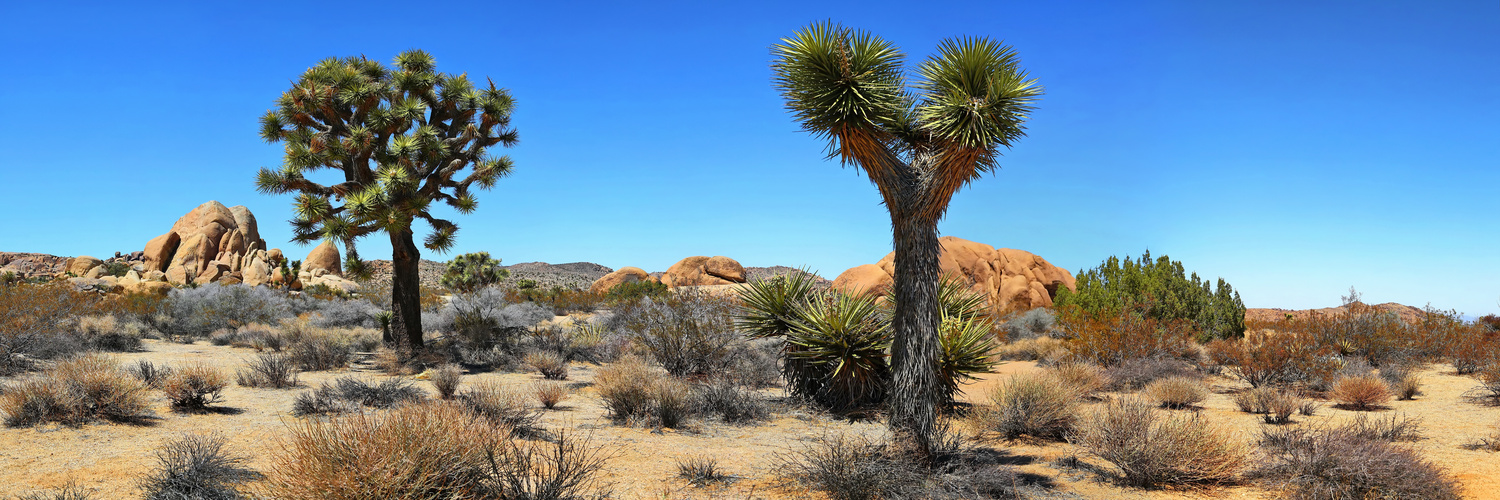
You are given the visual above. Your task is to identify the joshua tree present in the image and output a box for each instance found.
[255,50,518,351]
[771,22,1041,458]
[440,252,510,294]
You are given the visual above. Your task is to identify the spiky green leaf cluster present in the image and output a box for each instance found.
[254,50,518,268]
[735,273,1000,409]
[439,252,509,293]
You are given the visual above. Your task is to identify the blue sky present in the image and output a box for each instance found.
[1,1,1495,315]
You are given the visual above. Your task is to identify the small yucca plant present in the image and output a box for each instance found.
[937,311,998,402]
[785,292,891,411]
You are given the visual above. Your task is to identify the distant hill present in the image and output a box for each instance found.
[1245,302,1427,324]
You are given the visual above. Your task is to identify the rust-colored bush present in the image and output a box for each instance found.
[532,381,569,410]
[1210,330,1338,389]
[1331,375,1391,410]
[1055,305,1196,367]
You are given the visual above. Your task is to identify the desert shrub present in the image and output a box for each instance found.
[1144,376,1207,409]
[936,312,1000,402]
[137,433,257,500]
[128,360,175,389]
[237,324,284,352]
[524,350,568,380]
[1330,375,1391,410]
[285,331,353,371]
[690,377,769,423]
[1387,370,1423,401]
[1,354,151,426]
[457,380,540,433]
[1104,356,1200,391]
[595,357,657,422]
[617,289,741,377]
[972,372,1078,439]
[429,289,550,351]
[236,352,298,389]
[998,307,1056,341]
[261,402,611,499]
[1448,332,1498,375]
[73,314,143,351]
[509,285,606,315]
[429,364,463,399]
[994,336,1067,361]
[0,282,97,374]
[1341,413,1424,442]
[1073,397,1248,487]
[1466,422,1500,452]
[209,328,241,346]
[1048,362,1108,398]
[1056,304,1198,367]
[9,483,98,500]
[651,376,693,428]
[676,455,732,486]
[1464,366,1500,406]
[1233,387,1302,424]
[604,279,669,304]
[1053,251,1246,341]
[1256,422,1459,499]
[532,381,569,409]
[292,377,425,416]
[1209,330,1340,389]
[159,284,292,340]
[302,297,381,329]
[774,429,1027,500]
[162,363,228,411]
[726,337,783,389]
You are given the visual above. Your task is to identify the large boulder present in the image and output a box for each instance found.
[65,256,103,277]
[143,232,181,272]
[660,256,748,287]
[166,233,213,285]
[303,241,342,277]
[590,266,654,294]
[831,236,1076,312]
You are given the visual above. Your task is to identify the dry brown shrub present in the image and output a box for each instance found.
[532,381,569,410]
[261,402,570,499]
[1,354,151,426]
[595,356,659,422]
[1257,419,1459,499]
[1210,330,1338,389]
[1048,362,1107,398]
[970,372,1078,439]
[428,364,463,399]
[523,350,568,380]
[0,283,99,374]
[1144,376,1207,409]
[162,363,228,410]
[458,380,539,433]
[1330,375,1391,410]
[1074,397,1248,487]
[994,336,1067,362]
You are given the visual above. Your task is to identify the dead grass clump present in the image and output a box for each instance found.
[235,352,299,389]
[161,363,228,411]
[286,333,352,371]
[11,483,98,500]
[428,364,463,399]
[523,350,568,380]
[1330,375,1391,410]
[260,402,612,499]
[292,377,425,416]
[458,380,541,434]
[1232,387,1304,424]
[1256,422,1459,499]
[1144,376,1207,409]
[1465,422,1500,452]
[774,430,1025,500]
[127,359,174,389]
[1073,397,1248,487]
[1,354,152,426]
[1342,413,1424,442]
[690,377,770,424]
[531,380,569,410]
[994,336,1067,362]
[1048,362,1107,398]
[971,372,1077,439]
[595,356,658,421]
[136,433,257,499]
[676,455,733,486]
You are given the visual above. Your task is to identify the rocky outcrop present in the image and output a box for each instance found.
[302,241,341,276]
[660,256,749,287]
[65,256,103,277]
[831,236,1076,312]
[0,253,70,278]
[139,201,284,288]
[590,266,654,294]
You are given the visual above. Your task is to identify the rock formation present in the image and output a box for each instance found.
[0,253,70,278]
[297,241,359,294]
[830,236,1076,312]
[138,201,287,289]
[660,256,748,287]
[590,266,654,294]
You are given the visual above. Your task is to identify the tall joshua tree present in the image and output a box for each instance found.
[255,50,517,351]
[772,22,1042,458]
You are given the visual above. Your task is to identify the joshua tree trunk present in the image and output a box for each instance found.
[887,211,943,461]
[390,227,424,352]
